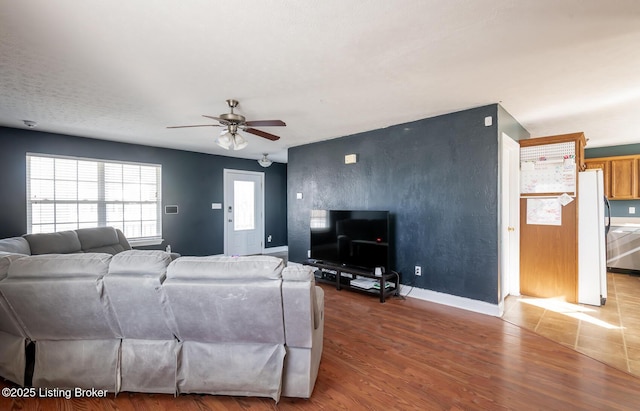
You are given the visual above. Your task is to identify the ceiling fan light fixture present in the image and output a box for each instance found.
[232,132,248,150]
[216,130,233,150]
[258,153,273,168]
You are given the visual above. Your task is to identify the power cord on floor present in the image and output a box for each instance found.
[389,270,414,300]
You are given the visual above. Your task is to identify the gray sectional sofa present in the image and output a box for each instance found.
[0,226,132,256]
[0,234,324,401]
[0,226,132,387]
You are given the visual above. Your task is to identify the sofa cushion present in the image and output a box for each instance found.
[24,230,82,255]
[7,253,111,279]
[105,250,176,340]
[108,250,172,276]
[167,255,284,280]
[0,237,30,255]
[0,254,119,340]
[77,227,131,254]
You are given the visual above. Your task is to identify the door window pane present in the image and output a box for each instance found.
[234,180,255,231]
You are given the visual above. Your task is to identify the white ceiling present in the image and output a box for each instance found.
[1,0,639,163]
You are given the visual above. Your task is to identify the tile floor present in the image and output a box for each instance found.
[503,272,640,377]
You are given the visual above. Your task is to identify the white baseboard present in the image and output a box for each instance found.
[398,285,501,317]
[263,245,288,254]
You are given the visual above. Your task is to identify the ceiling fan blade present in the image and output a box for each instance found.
[245,120,286,127]
[244,128,281,141]
[167,124,221,129]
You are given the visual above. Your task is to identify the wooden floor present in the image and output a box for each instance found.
[2,283,640,410]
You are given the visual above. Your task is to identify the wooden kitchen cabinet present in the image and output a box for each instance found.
[610,157,637,199]
[584,159,611,198]
[585,155,640,200]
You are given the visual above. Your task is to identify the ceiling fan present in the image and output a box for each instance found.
[167,99,286,150]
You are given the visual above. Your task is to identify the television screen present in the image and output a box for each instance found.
[310,210,390,271]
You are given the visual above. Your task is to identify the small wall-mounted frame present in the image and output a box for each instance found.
[164,205,179,214]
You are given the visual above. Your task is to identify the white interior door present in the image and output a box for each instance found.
[224,169,264,256]
[500,133,521,307]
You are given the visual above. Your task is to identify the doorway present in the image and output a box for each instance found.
[499,133,521,312]
[223,169,265,256]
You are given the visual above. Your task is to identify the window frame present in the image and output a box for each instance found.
[26,153,163,246]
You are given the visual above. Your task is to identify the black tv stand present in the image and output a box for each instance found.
[307,260,399,303]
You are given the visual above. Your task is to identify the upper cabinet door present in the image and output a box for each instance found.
[584,159,611,198]
[610,158,637,199]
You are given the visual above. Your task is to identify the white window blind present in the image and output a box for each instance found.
[26,154,162,241]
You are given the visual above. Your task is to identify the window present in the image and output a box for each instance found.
[26,154,162,244]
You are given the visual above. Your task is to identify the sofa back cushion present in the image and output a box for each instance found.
[104,250,176,339]
[24,230,82,255]
[77,227,131,254]
[108,249,171,276]
[6,253,111,279]
[166,255,284,280]
[163,255,285,344]
[0,254,120,340]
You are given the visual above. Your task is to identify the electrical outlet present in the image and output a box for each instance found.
[630,207,636,214]
[267,235,272,243]
[415,265,421,276]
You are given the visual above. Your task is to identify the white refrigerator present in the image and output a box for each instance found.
[578,169,608,306]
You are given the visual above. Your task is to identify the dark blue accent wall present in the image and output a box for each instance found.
[287,104,528,304]
[586,143,640,218]
[585,143,640,158]
[0,127,287,255]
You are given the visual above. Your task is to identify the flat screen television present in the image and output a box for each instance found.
[310,210,390,272]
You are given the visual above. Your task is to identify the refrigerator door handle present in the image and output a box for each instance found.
[604,195,611,236]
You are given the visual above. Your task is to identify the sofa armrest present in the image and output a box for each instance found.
[281,267,325,398]
[282,264,314,282]
[313,285,324,331]
[115,228,132,251]
[0,237,30,255]
[282,265,322,347]
[0,252,27,280]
